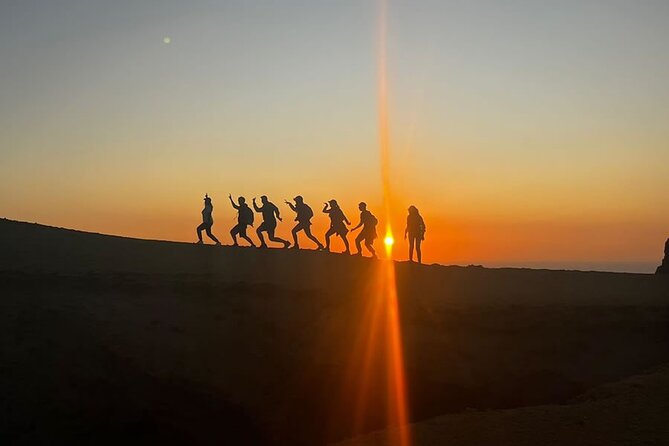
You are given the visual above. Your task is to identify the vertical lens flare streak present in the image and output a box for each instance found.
[377,0,411,444]
[337,3,410,444]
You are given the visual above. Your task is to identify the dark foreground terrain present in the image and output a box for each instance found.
[1,218,668,445]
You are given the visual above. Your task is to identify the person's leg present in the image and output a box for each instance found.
[267,227,290,248]
[416,238,422,264]
[291,224,300,248]
[354,233,364,255]
[257,227,267,248]
[324,228,335,251]
[341,233,350,254]
[206,226,220,244]
[196,223,206,243]
[409,237,415,261]
[366,240,376,258]
[230,225,240,246]
[240,227,256,247]
[304,225,324,249]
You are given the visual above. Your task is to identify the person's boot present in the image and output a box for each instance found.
[283,241,291,249]
[196,240,203,244]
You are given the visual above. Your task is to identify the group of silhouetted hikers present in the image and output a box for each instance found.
[196,194,426,263]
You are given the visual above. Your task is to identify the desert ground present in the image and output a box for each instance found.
[1,218,668,445]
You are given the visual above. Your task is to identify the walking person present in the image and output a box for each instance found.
[404,205,426,263]
[323,199,351,254]
[228,194,256,247]
[285,195,324,250]
[196,194,221,245]
[253,195,290,248]
[351,202,378,258]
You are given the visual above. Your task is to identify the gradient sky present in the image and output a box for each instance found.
[1,0,668,272]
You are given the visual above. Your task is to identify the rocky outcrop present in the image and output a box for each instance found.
[656,238,669,274]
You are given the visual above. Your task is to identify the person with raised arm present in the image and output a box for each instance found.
[253,195,290,248]
[228,194,256,247]
[285,195,324,250]
[196,194,221,245]
[322,199,351,254]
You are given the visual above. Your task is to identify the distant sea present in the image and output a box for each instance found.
[483,261,658,274]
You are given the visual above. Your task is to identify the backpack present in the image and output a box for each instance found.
[368,213,378,227]
[302,204,314,221]
[240,206,254,226]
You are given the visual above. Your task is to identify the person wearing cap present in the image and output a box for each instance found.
[285,195,323,250]
[253,195,290,249]
[322,199,351,254]
[351,202,378,258]
[196,194,221,245]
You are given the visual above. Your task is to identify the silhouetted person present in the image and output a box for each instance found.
[253,195,290,248]
[351,202,378,258]
[228,194,256,247]
[196,194,221,245]
[285,195,324,250]
[323,199,351,254]
[657,238,669,274]
[404,205,426,263]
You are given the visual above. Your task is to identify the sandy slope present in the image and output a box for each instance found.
[1,218,668,445]
[336,365,669,446]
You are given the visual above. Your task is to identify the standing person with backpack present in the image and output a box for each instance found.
[228,194,256,247]
[351,202,378,258]
[404,205,426,263]
[322,199,351,254]
[284,195,324,250]
[196,194,221,245]
[253,195,290,249]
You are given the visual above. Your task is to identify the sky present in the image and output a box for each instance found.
[1,0,668,272]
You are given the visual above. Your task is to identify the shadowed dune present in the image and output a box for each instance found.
[337,365,669,446]
[1,218,668,445]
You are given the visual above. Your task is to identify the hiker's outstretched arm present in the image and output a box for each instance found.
[229,195,239,209]
[253,200,261,212]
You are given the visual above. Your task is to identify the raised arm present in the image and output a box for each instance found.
[229,195,239,210]
[252,199,262,213]
[322,203,329,213]
[285,200,296,212]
